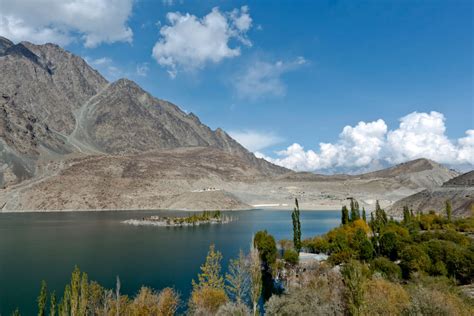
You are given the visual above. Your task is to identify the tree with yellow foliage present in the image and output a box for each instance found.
[189,244,228,314]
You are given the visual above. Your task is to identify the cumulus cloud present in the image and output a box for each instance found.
[229,130,284,152]
[259,111,474,172]
[152,6,252,78]
[234,56,307,100]
[85,57,124,81]
[0,0,134,47]
[136,63,150,77]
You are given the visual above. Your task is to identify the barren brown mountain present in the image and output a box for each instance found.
[0,36,466,212]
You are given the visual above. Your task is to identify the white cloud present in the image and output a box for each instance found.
[234,57,307,100]
[136,63,150,77]
[385,111,459,164]
[152,6,252,78]
[229,130,283,152]
[0,0,133,47]
[260,111,474,172]
[85,57,124,81]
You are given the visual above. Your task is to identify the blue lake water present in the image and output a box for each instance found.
[0,209,340,315]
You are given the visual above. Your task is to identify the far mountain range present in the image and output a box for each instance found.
[0,36,472,216]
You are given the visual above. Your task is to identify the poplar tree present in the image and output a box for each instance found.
[59,285,71,316]
[249,245,262,316]
[115,276,121,316]
[292,198,302,252]
[192,244,225,290]
[79,272,89,316]
[70,267,81,316]
[341,205,349,225]
[225,250,250,304]
[445,200,452,222]
[37,280,48,316]
[50,291,56,316]
[350,198,360,221]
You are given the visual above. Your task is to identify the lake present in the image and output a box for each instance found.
[0,209,340,315]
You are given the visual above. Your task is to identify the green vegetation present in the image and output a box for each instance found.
[291,198,302,253]
[19,200,474,315]
[283,249,299,265]
[124,210,235,227]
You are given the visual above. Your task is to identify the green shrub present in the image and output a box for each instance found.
[302,236,330,253]
[328,250,353,265]
[370,257,402,281]
[283,249,299,265]
[399,245,431,278]
[254,230,277,267]
[379,232,402,260]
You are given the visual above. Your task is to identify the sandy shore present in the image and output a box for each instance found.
[0,204,342,213]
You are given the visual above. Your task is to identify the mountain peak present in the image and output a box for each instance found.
[0,36,13,54]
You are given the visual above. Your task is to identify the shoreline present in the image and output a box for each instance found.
[0,204,342,214]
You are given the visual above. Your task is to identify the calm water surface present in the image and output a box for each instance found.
[0,209,339,314]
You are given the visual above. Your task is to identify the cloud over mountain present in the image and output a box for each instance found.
[256,111,474,172]
[234,57,307,100]
[152,6,252,78]
[229,130,284,152]
[0,0,134,47]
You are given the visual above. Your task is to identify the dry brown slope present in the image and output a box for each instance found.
[389,171,474,217]
[0,147,266,211]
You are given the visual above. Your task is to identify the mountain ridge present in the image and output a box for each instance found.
[0,36,465,212]
[0,37,286,187]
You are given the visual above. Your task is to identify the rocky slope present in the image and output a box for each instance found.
[389,171,474,217]
[0,36,464,212]
[0,36,285,188]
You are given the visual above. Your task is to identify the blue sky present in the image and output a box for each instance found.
[1,0,472,171]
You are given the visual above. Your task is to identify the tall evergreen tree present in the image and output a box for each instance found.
[403,206,411,224]
[349,198,360,221]
[362,207,367,222]
[341,205,349,225]
[37,280,48,316]
[445,200,452,222]
[292,198,302,252]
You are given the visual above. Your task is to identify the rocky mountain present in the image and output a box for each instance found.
[389,171,474,217]
[274,158,458,189]
[0,36,464,212]
[0,36,285,187]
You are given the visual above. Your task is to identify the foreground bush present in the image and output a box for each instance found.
[370,257,402,281]
[361,278,410,315]
[406,285,473,316]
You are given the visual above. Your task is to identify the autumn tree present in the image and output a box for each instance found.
[249,245,262,316]
[190,244,228,314]
[50,291,56,316]
[225,250,250,304]
[37,280,48,316]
